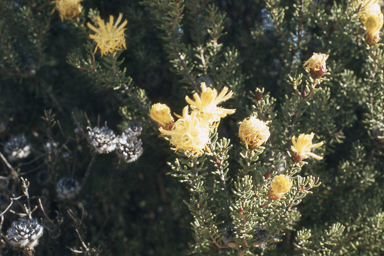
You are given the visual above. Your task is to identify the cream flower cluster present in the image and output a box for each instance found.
[150,83,235,156]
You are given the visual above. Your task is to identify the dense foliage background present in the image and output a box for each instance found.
[1,0,384,255]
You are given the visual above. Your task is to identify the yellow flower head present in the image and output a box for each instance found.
[52,0,82,21]
[268,174,293,201]
[360,1,381,24]
[185,83,236,123]
[291,133,324,163]
[359,1,383,45]
[303,53,329,79]
[364,12,384,45]
[149,103,174,128]
[159,107,211,156]
[238,116,270,149]
[87,13,128,56]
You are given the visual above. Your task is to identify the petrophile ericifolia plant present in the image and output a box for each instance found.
[1,0,384,255]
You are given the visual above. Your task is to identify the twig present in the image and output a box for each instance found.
[35,79,70,123]
[0,195,24,217]
[208,230,228,249]
[80,154,97,191]
[0,152,18,178]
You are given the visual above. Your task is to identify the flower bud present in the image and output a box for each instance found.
[238,116,270,149]
[303,53,329,79]
[149,103,174,129]
[255,88,263,100]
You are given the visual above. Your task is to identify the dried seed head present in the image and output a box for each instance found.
[56,178,81,200]
[7,218,44,250]
[253,226,269,249]
[87,125,117,154]
[372,122,384,146]
[221,225,235,246]
[36,170,49,186]
[0,176,9,190]
[4,135,31,162]
[44,141,58,154]
[116,124,143,163]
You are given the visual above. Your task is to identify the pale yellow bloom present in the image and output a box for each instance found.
[238,116,270,149]
[268,175,293,201]
[87,13,128,56]
[149,103,174,128]
[291,133,324,162]
[360,1,381,24]
[185,83,236,123]
[303,53,329,72]
[159,107,211,156]
[52,0,82,21]
[364,12,384,45]
[359,1,383,45]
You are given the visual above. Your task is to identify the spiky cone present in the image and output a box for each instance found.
[7,218,44,250]
[87,125,117,154]
[4,135,31,162]
[115,125,143,163]
[56,178,81,200]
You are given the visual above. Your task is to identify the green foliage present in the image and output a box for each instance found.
[1,0,384,255]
